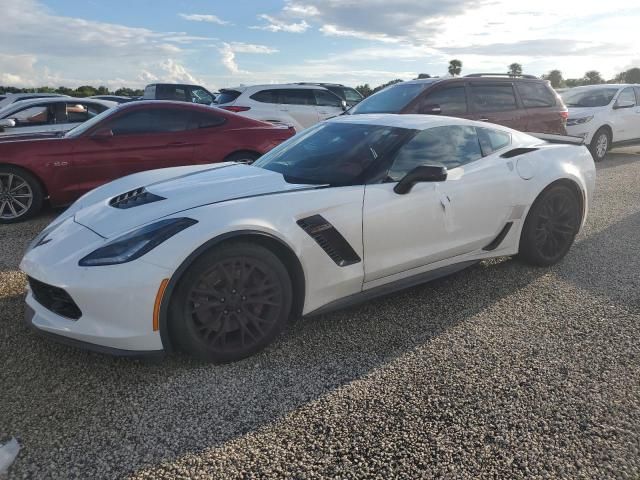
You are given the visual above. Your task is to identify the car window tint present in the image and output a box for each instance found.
[470,84,518,112]
[617,87,636,106]
[156,85,187,101]
[421,86,467,114]
[343,87,363,102]
[66,103,90,123]
[250,89,280,104]
[191,111,226,129]
[314,89,342,107]
[477,128,511,155]
[279,89,315,105]
[350,82,428,114]
[11,105,51,126]
[217,89,242,104]
[109,108,191,135]
[516,82,557,108]
[191,88,213,105]
[388,125,482,180]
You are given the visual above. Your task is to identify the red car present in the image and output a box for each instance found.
[0,101,295,223]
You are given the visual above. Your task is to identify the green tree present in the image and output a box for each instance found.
[96,85,110,95]
[584,70,603,85]
[355,84,372,97]
[448,59,462,76]
[372,79,404,94]
[508,63,522,76]
[624,67,640,83]
[543,69,564,88]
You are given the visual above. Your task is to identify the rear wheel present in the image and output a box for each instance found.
[0,166,44,224]
[589,128,610,162]
[518,184,581,266]
[169,242,292,362]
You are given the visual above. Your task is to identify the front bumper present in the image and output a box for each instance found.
[21,217,173,355]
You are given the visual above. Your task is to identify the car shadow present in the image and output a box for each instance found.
[0,255,547,478]
[599,150,640,170]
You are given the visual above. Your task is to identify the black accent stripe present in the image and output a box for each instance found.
[501,147,539,158]
[297,215,361,267]
[483,222,513,251]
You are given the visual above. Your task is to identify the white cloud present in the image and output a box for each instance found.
[251,14,310,33]
[179,13,230,25]
[219,42,278,75]
[319,25,400,43]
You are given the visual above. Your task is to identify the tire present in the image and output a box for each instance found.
[0,166,44,224]
[224,151,260,164]
[518,184,581,267]
[589,128,610,162]
[169,242,293,362]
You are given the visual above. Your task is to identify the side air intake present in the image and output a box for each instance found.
[109,187,165,209]
[297,215,361,267]
[501,147,539,158]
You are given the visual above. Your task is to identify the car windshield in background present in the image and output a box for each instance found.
[216,90,242,104]
[64,107,118,138]
[253,122,411,186]
[349,82,430,114]
[561,88,619,107]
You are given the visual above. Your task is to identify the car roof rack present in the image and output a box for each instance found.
[465,73,539,79]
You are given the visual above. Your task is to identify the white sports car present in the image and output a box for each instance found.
[20,115,596,362]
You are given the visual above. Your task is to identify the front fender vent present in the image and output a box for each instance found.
[109,187,165,209]
[501,147,539,158]
[297,215,361,267]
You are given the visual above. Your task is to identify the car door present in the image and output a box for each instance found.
[313,89,344,121]
[610,87,639,142]
[68,107,195,196]
[468,82,528,131]
[277,89,320,129]
[0,103,58,136]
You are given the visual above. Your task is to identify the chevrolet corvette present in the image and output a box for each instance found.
[21,115,596,362]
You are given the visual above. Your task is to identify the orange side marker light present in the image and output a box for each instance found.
[153,279,170,332]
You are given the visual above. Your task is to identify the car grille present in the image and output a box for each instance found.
[28,277,82,320]
[109,187,165,209]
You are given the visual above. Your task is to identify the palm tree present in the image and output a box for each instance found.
[448,59,462,77]
[508,63,522,76]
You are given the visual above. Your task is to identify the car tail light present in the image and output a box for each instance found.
[220,106,251,113]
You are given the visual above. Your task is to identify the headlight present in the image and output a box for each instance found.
[79,218,197,267]
[566,115,593,127]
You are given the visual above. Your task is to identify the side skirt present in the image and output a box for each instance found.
[305,260,478,317]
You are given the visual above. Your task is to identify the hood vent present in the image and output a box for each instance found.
[109,187,165,209]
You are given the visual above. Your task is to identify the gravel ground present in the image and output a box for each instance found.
[1,149,639,479]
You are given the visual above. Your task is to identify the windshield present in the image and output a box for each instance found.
[561,87,619,107]
[64,106,119,138]
[253,122,411,185]
[349,82,429,114]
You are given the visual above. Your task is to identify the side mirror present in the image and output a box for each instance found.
[394,165,447,194]
[341,100,348,111]
[420,104,442,115]
[0,119,16,128]
[614,100,635,109]
[91,127,114,138]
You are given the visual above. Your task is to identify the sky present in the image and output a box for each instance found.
[1,0,639,91]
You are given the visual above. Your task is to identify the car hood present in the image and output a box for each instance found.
[72,163,313,238]
[566,106,606,119]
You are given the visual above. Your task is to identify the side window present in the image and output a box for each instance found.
[388,125,482,180]
[279,89,315,106]
[616,87,636,107]
[477,128,511,156]
[156,85,187,101]
[66,103,90,123]
[190,88,213,105]
[152,109,192,132]
[313,89,342,107]
[516,82,556,108]
[11,105,52,126]
[420,86,467,114]
[190,111,226,129]
[470,84,518,112]
[249,89,280,104]
[108,109,191,135]
[109,111,156,135]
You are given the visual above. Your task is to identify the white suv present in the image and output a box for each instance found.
[562,84,640,161]
[216,84,346,131]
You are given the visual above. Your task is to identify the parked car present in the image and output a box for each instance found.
[0,101,294,222]
[143,83,216,105]
[294,83,364,106]
[216,84,347,131]
[20,114,595,361]
[0,98,116,137]
[0,93,69,111]
[89,95,135,104]
[561,84,640,161]
[348,74,568,135]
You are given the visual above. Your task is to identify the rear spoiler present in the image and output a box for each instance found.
[525,132,585,146]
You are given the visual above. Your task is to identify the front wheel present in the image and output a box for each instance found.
[169,242,293,362]
[518,184,581,267]
[0,166,44,224]
[589,128,610,162]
